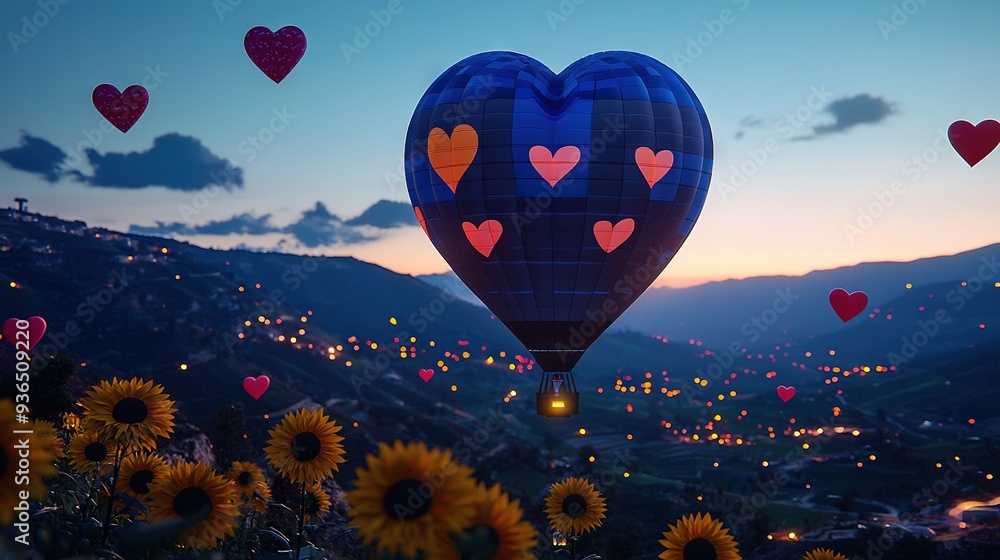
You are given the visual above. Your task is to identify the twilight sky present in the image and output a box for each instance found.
[1,0,998,287]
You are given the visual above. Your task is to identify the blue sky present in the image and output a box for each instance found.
[2,0,998,286]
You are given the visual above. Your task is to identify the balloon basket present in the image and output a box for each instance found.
[536,372,579,417]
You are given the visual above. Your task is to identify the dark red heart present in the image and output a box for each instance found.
[777,385,795,403]
[829,288,868,323]
[92,84,148,133]
[948,119,1000,167]
[3,316,47,351]
[244,26,307,83]
[419,369,434,382]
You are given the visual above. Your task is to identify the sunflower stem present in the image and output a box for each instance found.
[294,481,306,559]
[101,442,124,547]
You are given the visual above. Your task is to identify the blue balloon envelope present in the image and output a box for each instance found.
[405,51,712,378]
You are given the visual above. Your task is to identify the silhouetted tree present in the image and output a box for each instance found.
[205,404,254,466]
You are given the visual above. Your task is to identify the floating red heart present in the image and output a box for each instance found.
[777,385,795,403]
[829,288,869,322]
[948,119,1000,167]
[419,369,434,382]
[244,26,307,83]
[242,375,270,400]
[92,84,148,133]
[3,316,47,351]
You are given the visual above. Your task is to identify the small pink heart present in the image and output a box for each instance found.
[462,220,503,257]
[3,316,47,351]
[829,288,868,323]
[529,145,580,187]
[635,147,674,187]
[419,368,434,382]
[777,385,795,403]
[92,84,148,133]
[244,26,307,83]
[243,375,270,400]
[948,119,1000,167]
[593,218,635,253]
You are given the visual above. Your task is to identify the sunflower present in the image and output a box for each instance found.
[68,431,116,476]
[226,461,271,515]
[659,512,741,560]
[264,408,346,484]
[544,477,607,536]
[304,482,331,522]
[147,461,239,550]
[79,377,176,450]
[34,418,65,459]
[346,440,478,557]
[438,483,538,560]
[804,549,849,560]
[117,451,169,501]
[0,400,59,524]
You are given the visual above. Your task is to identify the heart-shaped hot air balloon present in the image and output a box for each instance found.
[405,51,712,416]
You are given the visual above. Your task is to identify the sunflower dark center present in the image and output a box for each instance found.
[562,493,588,518]
[383,478,432,521]
[468,524,500,554]
[84,442,108,462]
[290,432,321,461]
[173,487,212,519]
[112,397,149,424]
[683,537,717,560]
[237,471,253,486]
[129,469,155,494]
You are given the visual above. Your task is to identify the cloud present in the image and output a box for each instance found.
[0,132,67,182]
[128,200,420,247]
[85,133,243,191]
[344,200,417,228]
[284,202,376,247]
[129,212,277,237]
[0,131,243,191]
[806,94,896,139]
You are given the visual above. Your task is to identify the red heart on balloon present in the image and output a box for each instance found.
[419,369,434,382]
[948,120,1000,167]
[244,26,307,83]
[829,288,868,322]
[3,316,47,351]
[777,385,795,403]
[529,145,580,187]
[243,375,270,400]
[93,84,148,133]
[463,220,503,257]
[593,218,635,253]
[635,147,674,188]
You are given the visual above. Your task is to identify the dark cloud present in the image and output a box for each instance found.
[0,131,242,191]
[808,94,896,138]
[284,202,376,247]
[0,132,67,182]
[85,133,243,191]
[129,213,277,237]
[344,200,417,228]
[128,200,420,247]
